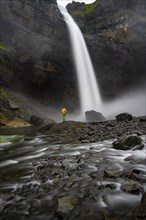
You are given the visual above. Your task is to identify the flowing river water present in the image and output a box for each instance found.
[0,130,146,219]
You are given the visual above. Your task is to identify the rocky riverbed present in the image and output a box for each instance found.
[40,115,146,144]
[0,115,146,220]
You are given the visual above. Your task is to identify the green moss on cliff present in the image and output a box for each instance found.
[0,87,13,101]
[69,2,97,16]
[0,43,10,53]
[0,42,13,85]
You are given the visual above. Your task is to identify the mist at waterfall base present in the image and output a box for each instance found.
[16,87,145,122]
[68,87,146,121]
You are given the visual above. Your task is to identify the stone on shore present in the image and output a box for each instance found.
[85,110,106,122]
[116,113,133,122]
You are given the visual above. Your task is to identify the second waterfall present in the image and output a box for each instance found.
[58,5,102,115]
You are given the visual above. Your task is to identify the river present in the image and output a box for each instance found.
[0,130,146,219]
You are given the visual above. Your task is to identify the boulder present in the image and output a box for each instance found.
[85,110,106,122]
[104,163,123,178]
[121,180,144,193]
[48,121,83,134]
[4,98,20,110]
[30,115,54,126]
[139,116,146,122]
[116,113,133,122]
[113,134,142,150]
[132,192,146,220]
[57,195,79,216]
[30,115,44,126]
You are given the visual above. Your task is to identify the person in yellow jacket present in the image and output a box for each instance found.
[61,107,67,122]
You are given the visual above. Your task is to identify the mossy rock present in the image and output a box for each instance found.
[0,87,13,101]
[0,112,9,126]
[6,118,31,128]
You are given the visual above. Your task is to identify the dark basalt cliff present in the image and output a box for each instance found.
[67,0,146,99]
[0,0,145,111]
[0,0,76,108]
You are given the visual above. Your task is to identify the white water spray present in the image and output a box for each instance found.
[58,5,102,115]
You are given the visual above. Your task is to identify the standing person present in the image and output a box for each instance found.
[61,107,67,122]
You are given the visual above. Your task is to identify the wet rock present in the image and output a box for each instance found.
[124,155,145,164]
[85,110,106,122]
[116,113,133,122]
[4,98,20,110]
[41,116,146,144]
[113,134,142,150]
[57,195,79,216]
[141,193,146,205]
[139,116,146,122]
[64,199,109,220]
[104,163,123,178]
[132,192,146,220]
[121,180,144,193]
[132,144,144,151]
[24,136,35,141]
[30,115,43,126]
[44,121,82,144]
[128,169,146,182]
[38,123,55,133]
[105,121,114,127]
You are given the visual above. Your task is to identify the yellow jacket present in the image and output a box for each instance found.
[61,108,67,116]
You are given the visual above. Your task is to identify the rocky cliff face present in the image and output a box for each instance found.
[67,0,146,99]
[0,0,145,112]
[0,0,77,108]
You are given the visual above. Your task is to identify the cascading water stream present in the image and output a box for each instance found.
[58,5,102,116]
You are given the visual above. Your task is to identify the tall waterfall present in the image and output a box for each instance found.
[58,5,102,115]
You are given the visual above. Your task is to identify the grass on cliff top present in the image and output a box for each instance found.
[0,43,10,53]
[69,1,97,16]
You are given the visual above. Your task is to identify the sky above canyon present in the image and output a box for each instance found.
[57,0,95,7]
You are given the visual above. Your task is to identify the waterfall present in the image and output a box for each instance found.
[58,5,102,115]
